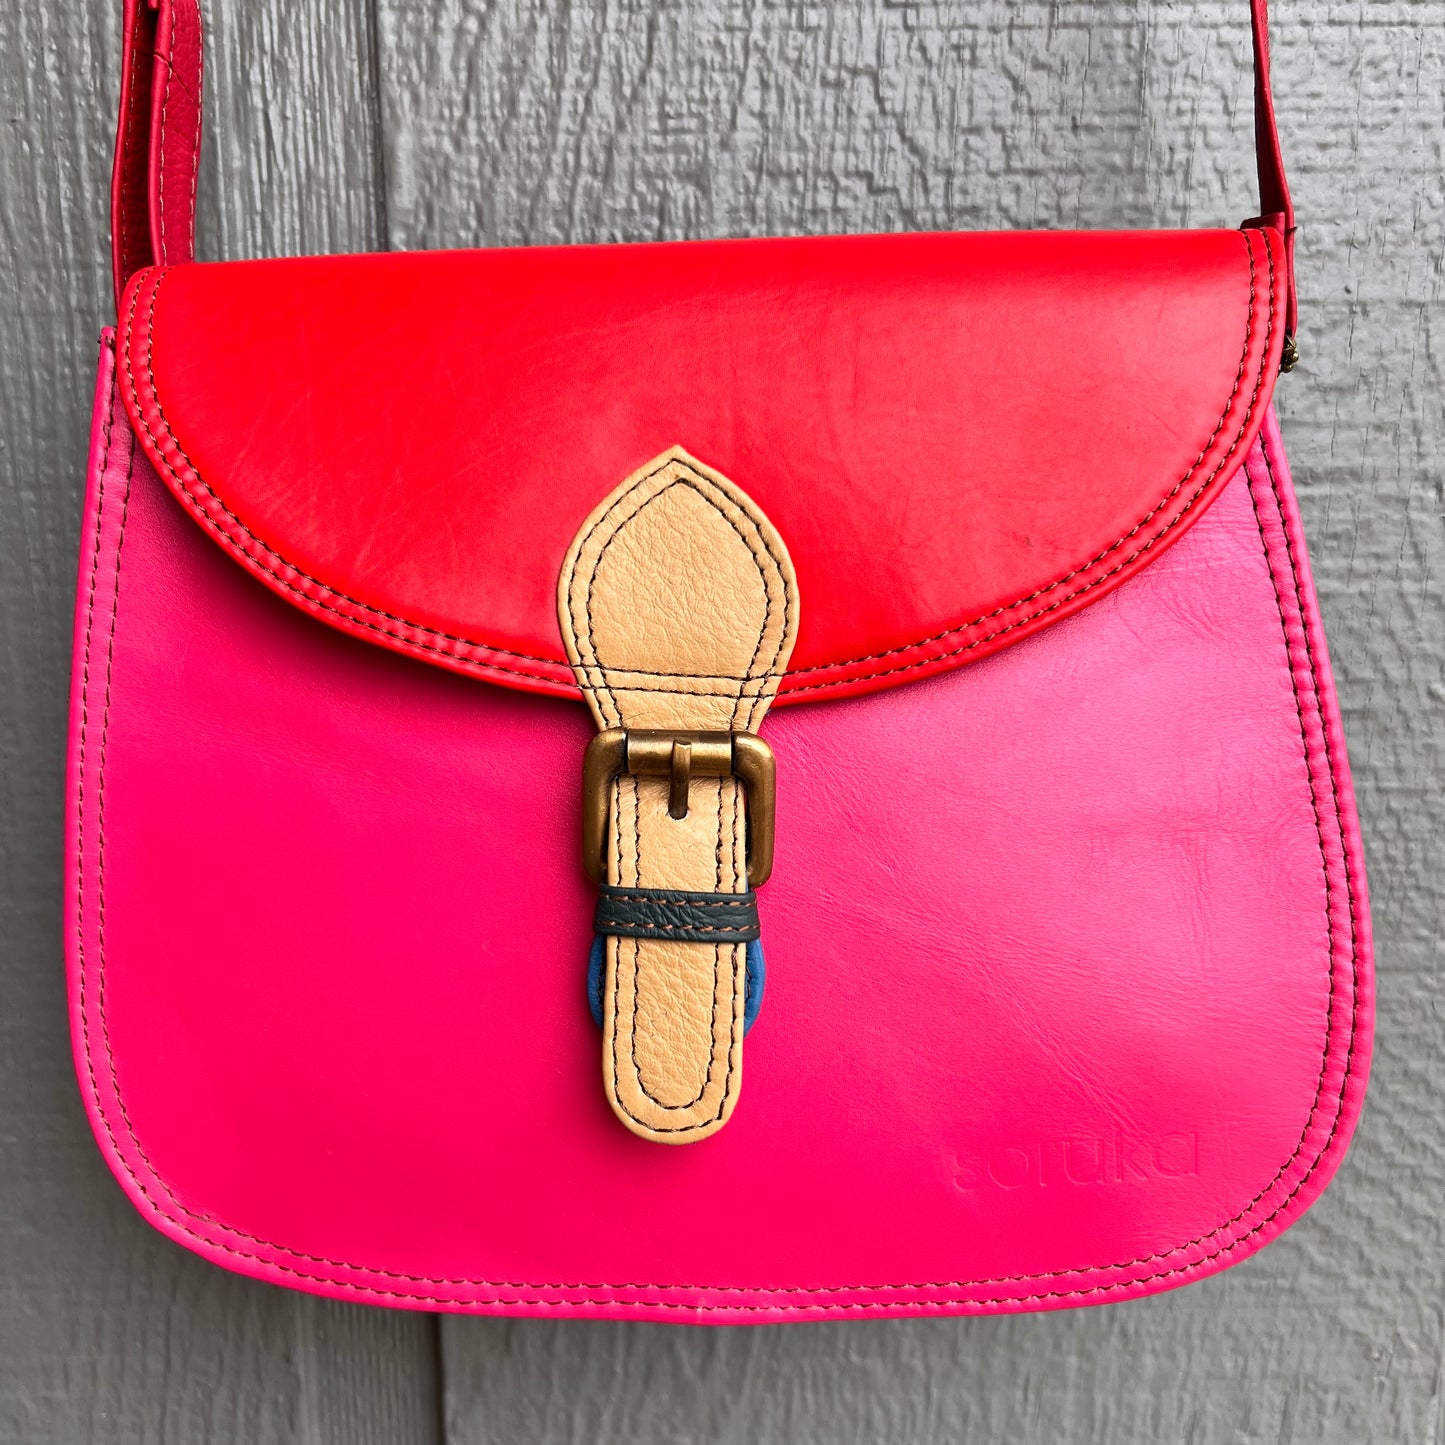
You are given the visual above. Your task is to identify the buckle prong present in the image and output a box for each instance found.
[582,729,777,887]
[667,740,693,820]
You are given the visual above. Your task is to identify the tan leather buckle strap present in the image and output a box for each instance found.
[557,448,799,1144]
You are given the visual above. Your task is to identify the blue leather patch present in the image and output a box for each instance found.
[588,936,765,1035]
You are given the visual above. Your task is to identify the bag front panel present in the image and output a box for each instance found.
[68,339,1371,1320]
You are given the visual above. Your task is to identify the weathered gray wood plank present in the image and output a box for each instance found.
[0,0,438,1440]
[374,0,1169,250]
[197,0,388,259]
[376,3,1445,1441]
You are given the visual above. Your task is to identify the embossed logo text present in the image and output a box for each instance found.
[953,1131,1200,1190]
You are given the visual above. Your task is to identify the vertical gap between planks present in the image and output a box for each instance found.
[364,0,391,249]
[433,1314,449,1443]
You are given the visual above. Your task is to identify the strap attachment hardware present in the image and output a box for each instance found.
[582,729,777,888]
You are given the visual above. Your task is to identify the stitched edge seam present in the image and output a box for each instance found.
[189,8,202,254]
[154,0,201,264]
[156,1,173,264]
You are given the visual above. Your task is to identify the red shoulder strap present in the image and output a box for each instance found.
[1246,0,1299,349]
[108,0,1297,343]
[110,0,203,314]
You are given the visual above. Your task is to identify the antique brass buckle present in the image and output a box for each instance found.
[581,729,777,887]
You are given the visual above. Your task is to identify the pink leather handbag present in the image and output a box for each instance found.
[69,0,1372,1320]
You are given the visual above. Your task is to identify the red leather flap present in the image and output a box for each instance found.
[118,226,1285,705]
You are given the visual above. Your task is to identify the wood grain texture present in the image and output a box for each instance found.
[0,1,439,1441]
[1,0,1440,1441]
[197,0,388,259]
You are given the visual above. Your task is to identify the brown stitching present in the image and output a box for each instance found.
[729,780,745,1067]
[154,0,201,262]
[711,780,730,1119]
[714,776,724,893]
[606,680,775,695]
[576,485,641,725]
[1256,427,1363,1168]
[724,782,744,1102]
[75,359,121,1141]
[566,457,674,719]
[630,774,641,890]
[81,377,185,1216]
[95,429,146,1174]
[626,755,715,1111]
[607,922,758,934]
[578,666,788,682]
[125,236,1270,701]
[617,779,742,1128]
[622,767,718,1121]
[574,466,788,726]
[567,456,743,724]
[85,247,1357,1307]
[606,775,625,1117]
[622,476,783,730]
[730,497,774,730]
[745,525,794,730]
[582,474,689,725]
[156,5,173,264]
[189,5,201,254]
[602,894,755,909]
[624,775,724,1120]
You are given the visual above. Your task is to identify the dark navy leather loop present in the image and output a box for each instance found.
[593,885,761,944]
